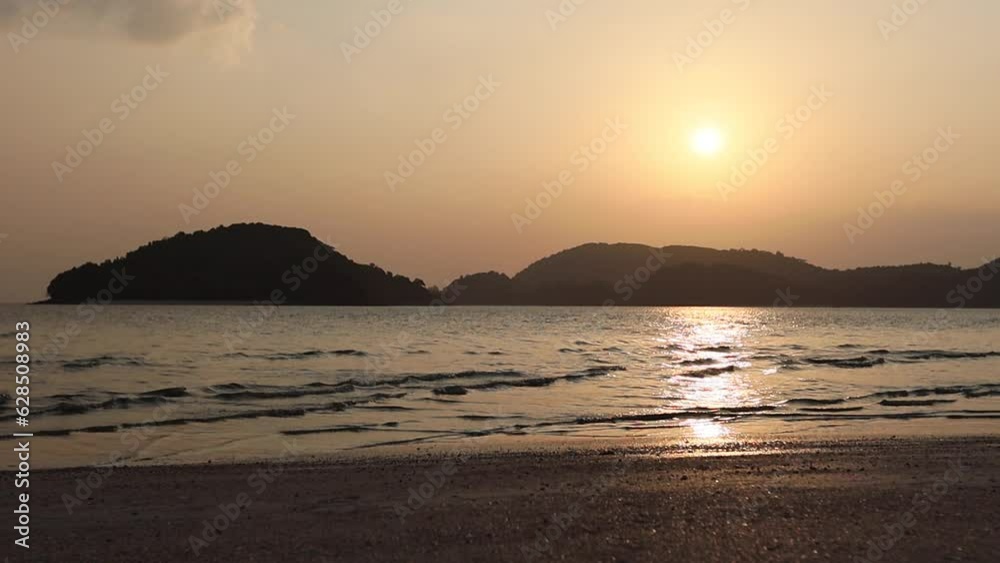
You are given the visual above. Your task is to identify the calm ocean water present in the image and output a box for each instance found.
[2,305,999,467]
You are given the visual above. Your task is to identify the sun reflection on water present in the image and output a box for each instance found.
[655,309,780,439]
[683,418,731,440]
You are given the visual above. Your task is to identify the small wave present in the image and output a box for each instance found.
[225,349,367,360]
[571,405,774,425]
[17,392,403,437]
[43,402,92,416]
[879,399,958,407]
[29,408,310,436]
[0,386,183,419]
[213,382,357,401]
[678,358,716,366]
[206,370,528,401]
[0,393,183,420]
[875,390,911,398]
[210,382,247,391]
[576,412,679,425]
[62,355,146,371]
[846,349,1000,365]
[679,365,738,378]
[266,349,367,360]
[701,345,733,353]
[771,357,805,371]
[432,366,626,396]
[805,356,885,369]
[383,369,525,386]
[908,385,968,396]
[965,389,1000,398]
[40,390,187,417]
[865,384,1000,401]
[283,421,425,437]
[903,350,1000,361]
[367,392,407,401]
[141,387,189,398]
[718,405,778,414]
[786,398,846,406]
[283,425,374,436]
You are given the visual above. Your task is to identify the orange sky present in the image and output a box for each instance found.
[1,0,999,301]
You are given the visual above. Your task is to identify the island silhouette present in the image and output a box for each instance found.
[42,223,1000,307]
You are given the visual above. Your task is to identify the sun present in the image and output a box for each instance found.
[691,127,724,156]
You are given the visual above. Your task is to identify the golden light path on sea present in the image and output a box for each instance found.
[653,308,777,441]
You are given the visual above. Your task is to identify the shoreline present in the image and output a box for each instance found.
[14,435,1000,562]
[25,301,1000,308]
[21,300,1000,309]
[8,417,1000,471]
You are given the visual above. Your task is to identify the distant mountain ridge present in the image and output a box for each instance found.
[44,224,431,305]
[43,224,1000,307]
[447,243,1000,307]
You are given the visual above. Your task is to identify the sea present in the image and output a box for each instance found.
[2,305,999,468]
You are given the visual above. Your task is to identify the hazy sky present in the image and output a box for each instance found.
[1,0,999,302]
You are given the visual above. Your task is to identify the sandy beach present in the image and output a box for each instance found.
[6,435,997,562]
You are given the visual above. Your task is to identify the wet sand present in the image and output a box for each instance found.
[8,436,999,562]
